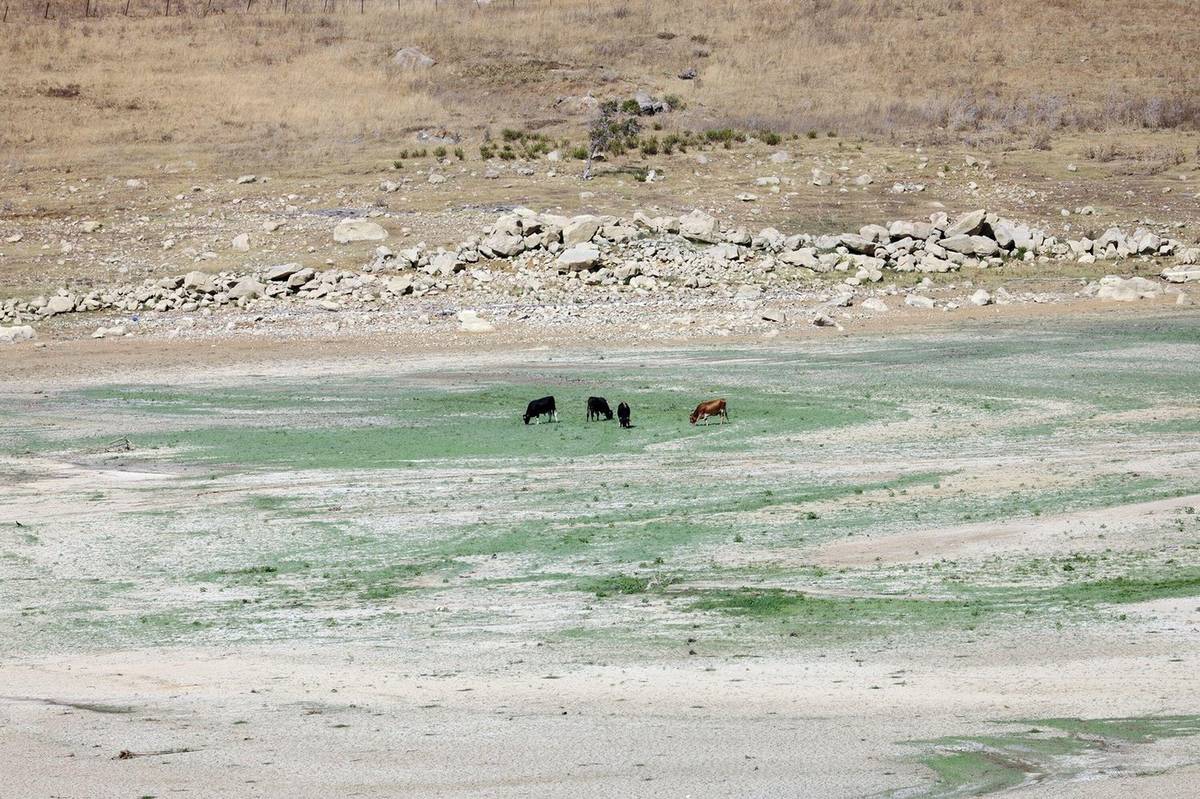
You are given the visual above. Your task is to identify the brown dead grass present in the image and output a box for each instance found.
[2,0,1200,168]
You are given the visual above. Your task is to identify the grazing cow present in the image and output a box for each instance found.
[523,395,557,425]
[689,398,728,425]
[617,401,632,428]
[586,396,614,421]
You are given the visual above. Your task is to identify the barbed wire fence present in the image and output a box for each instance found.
[0,0,523,22]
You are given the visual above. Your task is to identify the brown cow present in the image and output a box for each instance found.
[689,398,728,425]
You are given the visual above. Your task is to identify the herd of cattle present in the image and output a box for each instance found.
[522,396,729,427]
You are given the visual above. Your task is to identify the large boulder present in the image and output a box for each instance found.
[1162,264,1200,283]
[333,219,388,244]
[387,275,414,295]
[264,262,304,282]
[839,234,879,255]
[679,209,720,243]
[556,244,601,271]
[391,47,435,70]
[229,278,265,300]
[940,234,998,257]
[183,271,217,294]
[942,209,987,237]
[633,90,666,115]
[780,248,820,270]
[1096,275,1163,301]
[859,224,890,243]
[482,231,524,258]
[562,216,601,247]
[429,250,460,276]
[44,295,75,315]
[0,325,36,343]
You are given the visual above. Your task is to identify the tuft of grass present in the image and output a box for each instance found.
[583,575,653,597]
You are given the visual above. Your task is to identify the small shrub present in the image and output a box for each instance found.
[501,128,523,142]
[759,130,781,146]
[480,144,494,160]
[391,160,403,170]
[570,145,589,160]
[640,136,659,156]
[42,84,81,99]
[806,129,818,139]
[620,98,642,116]
[454,147,465,160]
[664,94,685,111]
[433,145,447,159]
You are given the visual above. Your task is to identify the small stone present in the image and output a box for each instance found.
[458,309,494,333]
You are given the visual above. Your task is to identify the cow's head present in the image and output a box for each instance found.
[689,410,699,425]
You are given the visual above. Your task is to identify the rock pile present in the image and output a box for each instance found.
[1,207,1192,329]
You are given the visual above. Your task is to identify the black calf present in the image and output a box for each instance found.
[586,396,614,421]
[617,402,631,428]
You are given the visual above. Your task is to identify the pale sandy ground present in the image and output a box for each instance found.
[2,308,1199,798]
[2,635,1198,798]
[4,626,1200,798]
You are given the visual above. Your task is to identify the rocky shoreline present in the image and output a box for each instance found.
[3,207,1197,343]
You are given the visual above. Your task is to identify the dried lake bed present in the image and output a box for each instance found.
[2,314,1199,797]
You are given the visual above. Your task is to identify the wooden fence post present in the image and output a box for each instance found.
[45,1,51,18]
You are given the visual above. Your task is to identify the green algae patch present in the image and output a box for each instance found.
[887,715,1200,798]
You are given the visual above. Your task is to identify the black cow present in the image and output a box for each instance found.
[523,396,557,424]
[586,396,614,421]
[617,402,632,428]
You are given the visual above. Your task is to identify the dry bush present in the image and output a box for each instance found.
[2,0,1199,165]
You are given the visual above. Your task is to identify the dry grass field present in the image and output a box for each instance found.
[3,0,1200,169]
